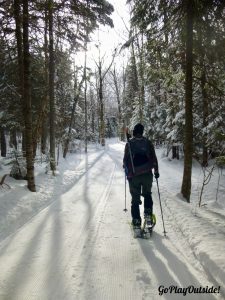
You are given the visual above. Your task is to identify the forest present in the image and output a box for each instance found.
[0,0,225,202]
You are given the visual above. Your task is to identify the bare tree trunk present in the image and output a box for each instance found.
[22,0,36,191]
[198,22,209,167]
[14,0,35,190]
[96,48,116,146]
[63,97,77,158]
[130,37,139,92]
[98,72,105,146]
[10,129,17,149]
[22,130,26,155]
[14,0,24,154]
[201,67,208,166]
[48,0,56,173]
[33,6,49,157]
[89,88,95,135]
[172,143,179,159]
[0,127,6,157]
[41,10,49,155]
[163,0,168,45]
[136,32,145,123]
[181,1,194,202]
[112,66,123,140]
[41,117,48,154]
[63,71,84,158]
[121,64,127,141]
[84,42,88,153]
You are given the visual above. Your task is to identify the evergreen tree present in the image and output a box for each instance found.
[124,0,225,201]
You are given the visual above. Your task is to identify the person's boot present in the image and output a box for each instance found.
[132,218,142,228]
[132,218,142,238]
[144,209,153,226]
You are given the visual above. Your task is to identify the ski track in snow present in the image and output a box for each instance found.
[0,141,224,299]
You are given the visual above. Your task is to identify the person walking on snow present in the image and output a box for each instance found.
[123,123,159,228]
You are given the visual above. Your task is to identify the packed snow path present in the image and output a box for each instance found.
[0,141,223,299]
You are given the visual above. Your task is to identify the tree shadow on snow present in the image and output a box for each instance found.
[138,232,219,300]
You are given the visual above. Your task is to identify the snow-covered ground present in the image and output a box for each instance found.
[0,139,224,299]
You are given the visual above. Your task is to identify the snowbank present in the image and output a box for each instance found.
[158,149,225,295]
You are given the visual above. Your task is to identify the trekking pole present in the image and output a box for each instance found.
[156,178,167,236]
[124,171,128,212]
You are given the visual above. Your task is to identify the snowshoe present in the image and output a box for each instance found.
[141,214,156,238]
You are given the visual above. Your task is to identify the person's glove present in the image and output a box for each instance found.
[154,172,160,179]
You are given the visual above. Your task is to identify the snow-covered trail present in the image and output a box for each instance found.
[0,141,222,299]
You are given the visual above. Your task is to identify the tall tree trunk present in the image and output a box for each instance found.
[136,32,145,123]
[201,63,208,167]
[41,117,48,154]
[0,127,6,157]
[13,0,24,154]
[121,64,127,141]
[22,0,36,191]
[198,22,209,167]
[33,6,49,157]
[98,73,105,146]
[172,143,179,159]
[112,67,123,140]
[48,0,56,173]
[10,129,17,149]
[96,49,116,146]
[63,71,84,158]
[90,88,95,135]
[22,130,26,155]
[163,0,168,45]
[181,1,194,202]
[84,42,88,153]
[131,36,139,92]
[41,9,49,155]
[62,96,78,158]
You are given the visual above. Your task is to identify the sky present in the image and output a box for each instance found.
[92,0,130,53]
[75,0,130,70]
